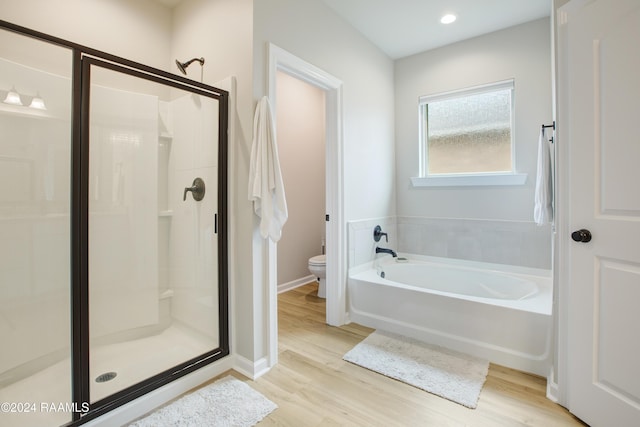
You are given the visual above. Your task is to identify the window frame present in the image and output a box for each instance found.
[414,79,526,187]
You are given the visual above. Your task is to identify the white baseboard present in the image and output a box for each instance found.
[546,368,560,403]
[233,355,271,380]
[343,311,351,326]
[278,275,316,294]
[85,356,235,427]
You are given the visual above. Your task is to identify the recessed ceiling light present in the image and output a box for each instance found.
[440,14,457,24]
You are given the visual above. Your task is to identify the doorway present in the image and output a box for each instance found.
[275,71,326,293]
[265,44,345,368]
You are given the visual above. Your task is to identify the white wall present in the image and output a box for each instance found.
[2,0,172,70]
[276,71,326,285]
[394,18,553,269]
[396,18,552,221]
[253,0,396,223]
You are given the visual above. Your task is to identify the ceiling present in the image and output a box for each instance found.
[152,0,551,60]
[321,0,551,59]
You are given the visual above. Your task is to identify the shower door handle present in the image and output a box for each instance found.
[183,177,205,201]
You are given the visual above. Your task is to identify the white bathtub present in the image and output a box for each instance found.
[348,255,552,376]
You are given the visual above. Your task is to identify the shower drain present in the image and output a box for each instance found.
[95,372,117,383]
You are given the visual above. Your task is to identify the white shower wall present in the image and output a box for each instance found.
[0,58,222,381]
[89,85,222,345]
[0,59,72,376]
[88,84,160,338]
[164,94,220,343]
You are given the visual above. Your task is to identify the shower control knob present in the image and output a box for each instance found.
[183,177,205,201]
[373,225,388,242]
[571,229,592,243]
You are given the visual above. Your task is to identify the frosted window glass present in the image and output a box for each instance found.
[423,87,513,175]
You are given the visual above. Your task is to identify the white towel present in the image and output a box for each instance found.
[248,96,288,241]
[534,128,553,225]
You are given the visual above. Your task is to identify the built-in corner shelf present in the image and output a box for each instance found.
[158,210,173,217]
[159,289,174,300]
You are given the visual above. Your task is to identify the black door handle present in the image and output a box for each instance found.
[571,229,592,243]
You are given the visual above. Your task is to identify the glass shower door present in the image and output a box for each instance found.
[0,27,73,427]
[84,59,224,404]
[0,20,228,425]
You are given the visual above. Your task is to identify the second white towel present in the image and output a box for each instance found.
[534,127,553,225]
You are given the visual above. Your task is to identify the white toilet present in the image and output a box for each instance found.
[308,254,326,298]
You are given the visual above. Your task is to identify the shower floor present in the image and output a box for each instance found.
[0,324,213,427]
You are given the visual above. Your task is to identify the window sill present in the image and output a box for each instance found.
[411,173,528,187]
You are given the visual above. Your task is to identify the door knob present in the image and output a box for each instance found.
[183,177,205,201]
[571,229,592,243]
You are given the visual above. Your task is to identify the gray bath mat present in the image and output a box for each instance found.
[129,375,277,426]
[343,330,489,408]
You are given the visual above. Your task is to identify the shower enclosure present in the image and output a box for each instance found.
[0,21,229,426]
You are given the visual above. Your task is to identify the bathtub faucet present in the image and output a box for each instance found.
[376,246,397,258]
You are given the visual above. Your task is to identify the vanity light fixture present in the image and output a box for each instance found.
[3,86,23,106]
[440,14,457,24]
[29,93,47,110]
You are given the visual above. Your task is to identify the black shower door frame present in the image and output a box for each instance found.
[0,19,230,426]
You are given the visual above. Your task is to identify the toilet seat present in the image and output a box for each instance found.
[308,254,326,266]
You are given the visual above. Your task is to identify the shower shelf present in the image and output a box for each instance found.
[159,133,173,146]
[159,289,174,300]
[158,210,173,217]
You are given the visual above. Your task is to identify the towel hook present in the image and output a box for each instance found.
[541,121,555,131]
[542,121,556,144]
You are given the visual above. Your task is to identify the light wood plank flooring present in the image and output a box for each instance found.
[213,283,586,426]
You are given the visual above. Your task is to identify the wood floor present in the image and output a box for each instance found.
[226,283,586,426]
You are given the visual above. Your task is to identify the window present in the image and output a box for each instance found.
[414,80,525,186]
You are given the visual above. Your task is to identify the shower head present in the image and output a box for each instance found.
[175,57,205,75]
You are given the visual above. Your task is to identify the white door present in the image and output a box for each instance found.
[560,0,640,425]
